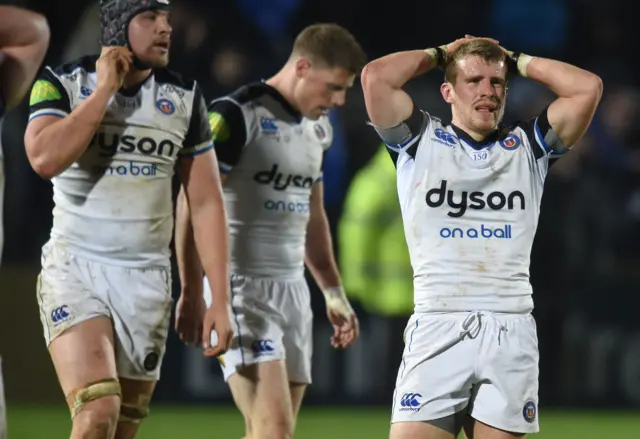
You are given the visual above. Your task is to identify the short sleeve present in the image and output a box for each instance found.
[368,105,428,167]
[28,68,72,121]
[180,83,214,157]
[518,106,568,160]
[207,99,248,173]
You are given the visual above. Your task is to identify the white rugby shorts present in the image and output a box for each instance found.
[36,241,173,380]
[392,311,540,434]
[204,273,313,384]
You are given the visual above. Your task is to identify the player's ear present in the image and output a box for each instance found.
[441,82,454,104]
[295,57,312,79]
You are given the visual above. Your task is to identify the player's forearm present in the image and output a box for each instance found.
[190,196,230,305]
[175,188,204,296]
[305,211,341,289]
[28,88,112,179]
[524,57,602,99]
[0,7,49,48]
[361,50,435,91]
[0,7,50,109]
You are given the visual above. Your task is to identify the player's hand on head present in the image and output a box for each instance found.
[202,304,233,357]
[174,292,206,346]
[96,46,132,94]
[442,35,501,61]
[322,287,360,349]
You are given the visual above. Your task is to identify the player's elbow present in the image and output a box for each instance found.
[176,187,192,223]
[28,154,60,180]
[11,8,50,49]
[586,74,604,104]
[30,13,51,48]
[361,62,382,94]
[25,139,61,180]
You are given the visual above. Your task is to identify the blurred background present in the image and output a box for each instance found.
[1,0,639,437]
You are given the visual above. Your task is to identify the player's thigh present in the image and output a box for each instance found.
[114,378,156,439]
[95,264,173,381]
[463,418,526,439]
[281,278,314,387]
[390,421,457,439]
[392,314,476,427]
[49,316,117,394]
[212,275,287,382]
[48,316,121,420]
[470,314,539,436]
[230,360,294,432]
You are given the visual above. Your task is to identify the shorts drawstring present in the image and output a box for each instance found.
[460,311,508,345]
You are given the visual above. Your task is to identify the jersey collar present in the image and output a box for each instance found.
[258,81,302,123]
[451,124,501,150]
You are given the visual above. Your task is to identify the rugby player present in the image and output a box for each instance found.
[23,1,230,438]
[0,6,50,438]
[361,35,602,439]
[175,23,366,439]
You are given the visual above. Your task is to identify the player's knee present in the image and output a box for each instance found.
[253,413,294,439]
[119,400,150,424]
[243,415,253,438]
[72,396,120,438]
[67,378,121,438]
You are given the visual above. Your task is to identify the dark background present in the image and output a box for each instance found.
[0,0,638,411]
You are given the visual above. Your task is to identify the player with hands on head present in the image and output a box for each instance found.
[175,23,365,439]
[23,1,230,438]
[361,35,602,439]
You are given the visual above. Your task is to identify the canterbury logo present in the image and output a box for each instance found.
[50,306,70,323]
[400,393,422,408]
[251,339,275,354]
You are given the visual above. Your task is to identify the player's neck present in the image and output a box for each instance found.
[451,118,495,142]
[264,68,300,114]
[121,69,152,92]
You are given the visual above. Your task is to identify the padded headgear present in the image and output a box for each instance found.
[100,0,171,69]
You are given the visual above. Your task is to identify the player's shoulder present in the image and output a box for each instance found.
[227,82,272,107]
[51,55,99,78]
[153,67,197,93]
[208,82,270,127]
[500,118,536,145]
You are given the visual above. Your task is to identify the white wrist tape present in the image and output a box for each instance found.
[517,54,533,78]
[322,286,354,317]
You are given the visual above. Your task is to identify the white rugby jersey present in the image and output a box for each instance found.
[28,55,212,267]
[208,82,331,280]
[373,106,567,313]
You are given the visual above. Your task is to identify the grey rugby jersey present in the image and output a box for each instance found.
[209,82,332,280]
[28,55,212,267]
[373,106,567,313]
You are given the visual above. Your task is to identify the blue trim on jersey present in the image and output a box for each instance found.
[219,166,232,174]
[315,175,323,183]
[29,112,66,121]
[183,143,214,157]
[534,117,552,153]
[386,134,416,149]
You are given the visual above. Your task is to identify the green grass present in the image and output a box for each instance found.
[6,405,640,438]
